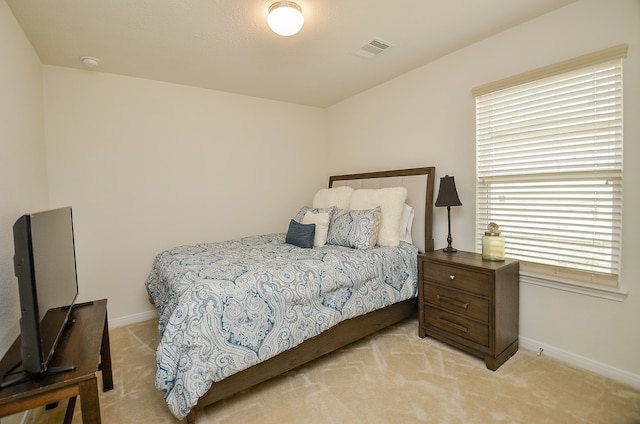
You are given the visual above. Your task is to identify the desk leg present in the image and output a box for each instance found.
[64,396,77,424]
[79,378,101,424]
[100,314,114,391]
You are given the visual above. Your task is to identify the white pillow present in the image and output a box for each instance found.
[349,187,408,247]
[312,186,353,209]
[399,204,414,244]
[302,211,330,248]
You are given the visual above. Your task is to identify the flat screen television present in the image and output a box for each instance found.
[10,206,79,377]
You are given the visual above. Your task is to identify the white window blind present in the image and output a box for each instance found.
[474,45,626,287]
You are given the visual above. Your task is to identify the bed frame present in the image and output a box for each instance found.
[186,166,435,423]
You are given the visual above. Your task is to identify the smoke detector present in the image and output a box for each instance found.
[81,56,101,68]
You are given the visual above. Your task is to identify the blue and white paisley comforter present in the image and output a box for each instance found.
[145,233,418,419]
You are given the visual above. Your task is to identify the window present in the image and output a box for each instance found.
[473,45,627,289]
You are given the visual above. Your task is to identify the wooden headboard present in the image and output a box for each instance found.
[328,167,435,253]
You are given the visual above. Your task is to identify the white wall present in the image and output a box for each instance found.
[327,0,640,383]
[42,67,328,321]
[0,1,48,357]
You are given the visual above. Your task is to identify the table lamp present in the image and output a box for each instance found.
[435,175,462,252]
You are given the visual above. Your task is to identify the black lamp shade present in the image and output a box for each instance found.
[435,175,462,207]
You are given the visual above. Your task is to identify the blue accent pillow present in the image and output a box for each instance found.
[285,219,316,249]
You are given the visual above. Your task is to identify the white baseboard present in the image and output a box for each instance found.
[108,309,158,328]
[519,336,640,390]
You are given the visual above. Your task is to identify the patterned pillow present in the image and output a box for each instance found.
[294,206,336,223]
[327,207,381,250]
[285,219,316,249]
[350,187,407,247]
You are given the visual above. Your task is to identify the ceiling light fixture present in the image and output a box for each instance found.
[267,1,304,37]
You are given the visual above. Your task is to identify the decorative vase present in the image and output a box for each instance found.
[482,222,505,261]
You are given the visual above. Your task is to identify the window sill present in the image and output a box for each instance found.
[520,271,628,302]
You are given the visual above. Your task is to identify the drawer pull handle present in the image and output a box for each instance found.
[438,318,469,333]
[436,295,469,309]
[449,274,455,280]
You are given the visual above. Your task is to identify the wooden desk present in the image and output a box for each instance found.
[0,299,113,423]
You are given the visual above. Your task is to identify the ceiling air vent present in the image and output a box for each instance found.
[354,39,392,59]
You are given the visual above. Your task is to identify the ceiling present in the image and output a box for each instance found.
[6,0,576,108]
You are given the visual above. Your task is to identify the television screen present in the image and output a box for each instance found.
[30,208,78,319]
[12,207,79,374]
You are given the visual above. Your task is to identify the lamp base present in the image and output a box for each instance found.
[442,206,458,253]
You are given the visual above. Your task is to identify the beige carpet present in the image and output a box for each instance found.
[25,317,640,423]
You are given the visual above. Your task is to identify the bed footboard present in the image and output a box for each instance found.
[186,297,418,423]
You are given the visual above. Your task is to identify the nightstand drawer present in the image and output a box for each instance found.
[422,261,490,297]
[423,283,489,322]
[424,306,489,347]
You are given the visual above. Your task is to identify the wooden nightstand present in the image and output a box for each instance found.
[418,250,519,370]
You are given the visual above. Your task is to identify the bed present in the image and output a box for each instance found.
[145,166,435,423]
